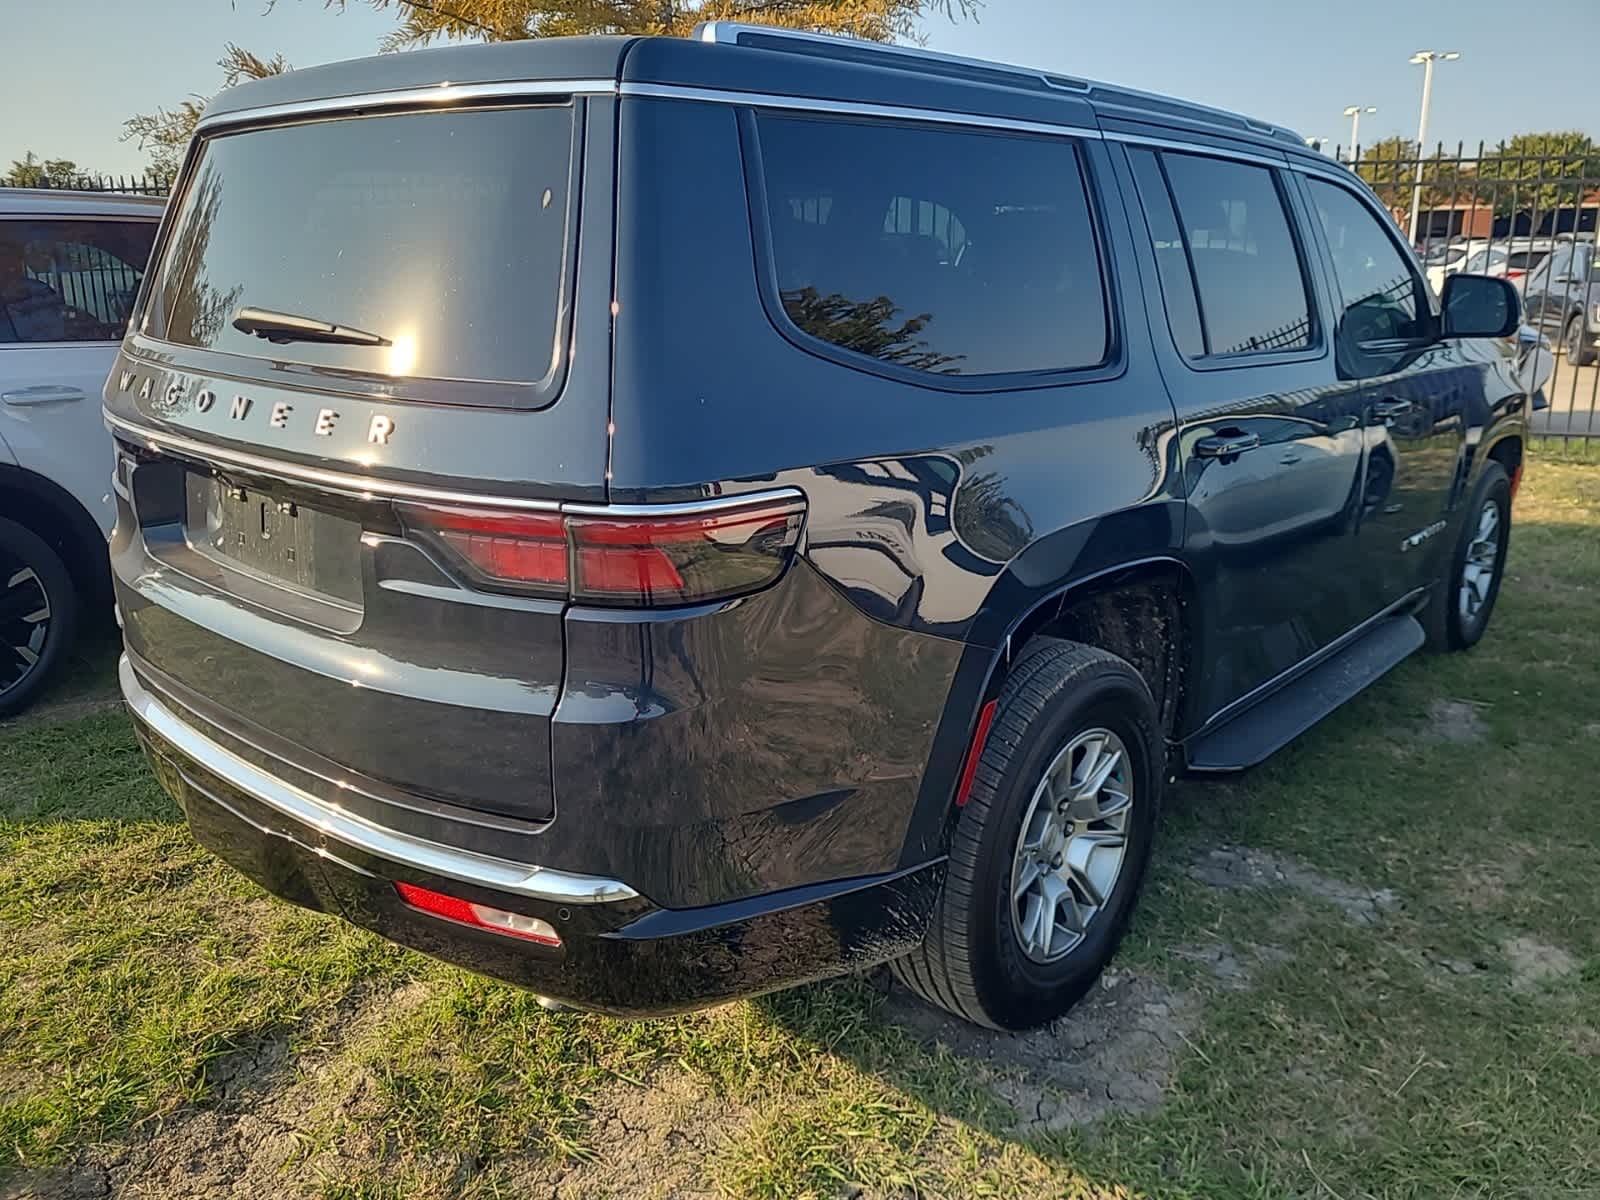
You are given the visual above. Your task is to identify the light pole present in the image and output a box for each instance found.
[1407,51,1459,243]
[1343,105,1376,152]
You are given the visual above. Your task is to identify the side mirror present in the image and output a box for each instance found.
[1441,274,1521,339]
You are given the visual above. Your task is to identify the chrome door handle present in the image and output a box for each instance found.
[2,385,86,406]
[1372,397,1413,421]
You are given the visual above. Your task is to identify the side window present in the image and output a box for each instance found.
[1534,246,1572,289]
[1142,152,1314,357]
[752,114,1110,377]
[1306,179,1432,379]
[0,220,157,345]
[1126,149,1205,358]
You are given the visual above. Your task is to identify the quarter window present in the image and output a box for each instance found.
[0,220,156,344]
[753,114,1110,378]
[1307,179,1433,379]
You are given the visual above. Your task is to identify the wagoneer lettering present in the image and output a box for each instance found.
[107,24,1530,1028]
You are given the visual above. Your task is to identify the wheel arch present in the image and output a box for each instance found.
[898,552,1197,868]
[0,465,110,606]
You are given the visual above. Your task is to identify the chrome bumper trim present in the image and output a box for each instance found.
[118,654,638,904]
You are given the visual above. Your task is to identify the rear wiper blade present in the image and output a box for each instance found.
[232,306,391,347]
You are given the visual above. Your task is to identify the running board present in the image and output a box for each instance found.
[1185,614,1425,773]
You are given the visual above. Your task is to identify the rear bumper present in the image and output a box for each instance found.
[122,656,941,1016]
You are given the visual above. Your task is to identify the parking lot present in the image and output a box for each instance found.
[1535,360,1600,438]
[3,455,1596,1200]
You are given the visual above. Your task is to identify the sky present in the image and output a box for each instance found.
[6,0,1599,176]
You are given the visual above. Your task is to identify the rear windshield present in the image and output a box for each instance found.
[142,104,576,403]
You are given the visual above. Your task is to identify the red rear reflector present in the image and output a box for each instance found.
[395,881,562,947]
[1510,462,1525,500]
[400,493,806,607]
[955,699,999,807]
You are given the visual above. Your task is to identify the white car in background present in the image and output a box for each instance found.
[0,188,161,715]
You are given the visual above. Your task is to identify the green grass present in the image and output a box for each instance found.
[2,456,1599,1198]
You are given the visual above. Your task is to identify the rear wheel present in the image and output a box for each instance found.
[892,640,1161,1030]
[1563,314,1597,366]
[0,517,78,719]
[1424,462,1511,652]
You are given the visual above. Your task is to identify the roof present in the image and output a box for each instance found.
[199,26,1310,162]
[0,189,165,218]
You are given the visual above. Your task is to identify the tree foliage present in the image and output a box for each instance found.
[1352,137,1462,212]
[3,152,87,189]
[1473,132,1600,219]
[325,0,978,49]
[122,44,291,176]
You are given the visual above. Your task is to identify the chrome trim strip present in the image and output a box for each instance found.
[562,488,806,518]
[109,411,810,517]
[618,82,1103,140]
[1103,129,1286,168]
[105,410,563,512]
[196,78,618,132]
[120,655,639,904]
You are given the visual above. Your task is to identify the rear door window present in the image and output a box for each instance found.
[751,114,1110,379]
[1,219,156,344]
[1154,152,1315,357]
[143,104,577,406]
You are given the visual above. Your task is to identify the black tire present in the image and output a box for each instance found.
[892,639,1162,1030]
[0,517,78,719]
[1423,462,1511,652]
[1563,314,1597,366]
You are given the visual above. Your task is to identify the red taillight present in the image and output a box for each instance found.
[414,507,569,589]
[1506,269,1526,280]
[399,492,806,607]
[395,881,563,946]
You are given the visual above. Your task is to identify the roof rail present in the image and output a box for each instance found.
[693,21,1305,149]
[693,21,1089,95]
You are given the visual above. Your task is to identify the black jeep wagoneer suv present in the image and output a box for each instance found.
[108,24,1529,1030]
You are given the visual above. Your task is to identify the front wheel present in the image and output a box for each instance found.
[1424,462,1511,652]
[892,640,1162,1030]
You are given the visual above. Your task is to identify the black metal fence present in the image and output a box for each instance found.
[0,173,171,197]
[1333,141,1600,444]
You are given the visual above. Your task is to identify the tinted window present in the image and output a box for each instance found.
[1159,153,1313,356]
[1531,246,1572,289]
[1307,180,1432,378]
[145,105,575,396]
[1127,149,1205,358]
[754,114,1109,377]
[1,219,156,344]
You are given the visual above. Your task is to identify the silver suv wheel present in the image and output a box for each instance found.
[1009,728,1133,964]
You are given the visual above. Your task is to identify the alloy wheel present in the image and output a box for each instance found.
[1458,499,1502,624]
[1009,728,1133,964]
[0,554,52,698]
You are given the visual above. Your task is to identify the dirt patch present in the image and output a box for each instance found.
[495,1071,735,1200]
[883,971,1198,1133]
[1173,941,1290,991]
[1,693,122,731]
[1503,935,1580,991]
[1189,846,1400,926]
[4,982,435,1200]
[1425,699,1490,743]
